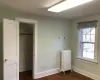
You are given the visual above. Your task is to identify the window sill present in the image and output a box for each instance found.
[76,57,98,64]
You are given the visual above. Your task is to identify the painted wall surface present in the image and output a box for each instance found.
[71,15,100,76]
[0,23,3,80]
[37,19,71,72]
[19,23,33,72]
[0,5,71,78]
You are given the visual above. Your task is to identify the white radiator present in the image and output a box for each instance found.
[60,50,71,72]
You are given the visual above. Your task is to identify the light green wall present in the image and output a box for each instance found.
[71,15,100,76]
[0,22,3,80]
[37,19,71,72]
[0,6,71,75]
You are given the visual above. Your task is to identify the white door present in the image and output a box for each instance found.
[3,19,19,80]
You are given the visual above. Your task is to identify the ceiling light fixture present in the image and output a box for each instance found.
[48,0,93,13]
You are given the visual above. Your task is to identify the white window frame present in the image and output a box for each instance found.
[77,26,98,63]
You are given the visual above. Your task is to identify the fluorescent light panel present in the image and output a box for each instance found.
[48,0,93,12]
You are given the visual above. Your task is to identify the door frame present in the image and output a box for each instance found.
[15,17,38,79]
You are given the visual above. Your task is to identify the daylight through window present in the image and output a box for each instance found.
[80,27,95,59]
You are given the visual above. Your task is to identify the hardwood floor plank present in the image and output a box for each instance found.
[19,71,93,80]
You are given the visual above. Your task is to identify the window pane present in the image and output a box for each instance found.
[82,28,91,35]
[91,35,95,42]
[82,43,94,59]
[91,28,95,34]
[86,35,90,42]
[83,35,86,42]
[81,28,95,42]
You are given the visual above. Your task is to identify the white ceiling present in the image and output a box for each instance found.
[0,0,100,19]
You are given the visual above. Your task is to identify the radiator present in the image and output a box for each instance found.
[60,50,72,73]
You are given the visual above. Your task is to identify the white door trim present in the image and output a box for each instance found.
[15,17,38,78]
[16,20,19,80]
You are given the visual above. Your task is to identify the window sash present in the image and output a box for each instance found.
[80,42,95,59]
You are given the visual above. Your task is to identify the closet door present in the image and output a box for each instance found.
[3,19,19,80]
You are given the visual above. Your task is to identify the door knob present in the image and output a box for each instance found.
[5,59,8,62]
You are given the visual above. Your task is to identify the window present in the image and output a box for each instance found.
[80,27,95,59]
[78,20,97,62]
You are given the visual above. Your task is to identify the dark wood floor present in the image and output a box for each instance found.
[19,71,93,80]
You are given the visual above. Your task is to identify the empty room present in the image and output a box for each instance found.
[0,0,100,80]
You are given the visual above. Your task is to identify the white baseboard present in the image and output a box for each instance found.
[73,66,100,80]
[34,68,60,79]
[34,67,100,80]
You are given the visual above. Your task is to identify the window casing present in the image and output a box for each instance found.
[77,20,98,63]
